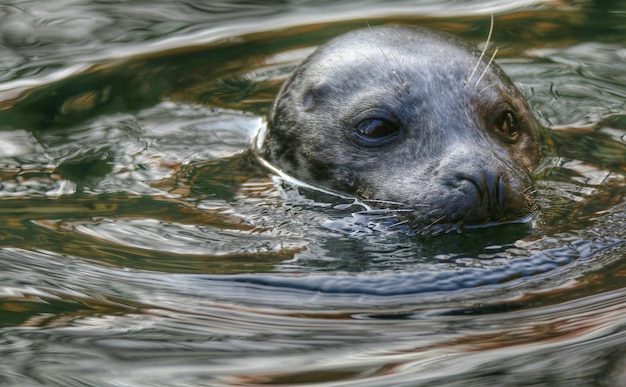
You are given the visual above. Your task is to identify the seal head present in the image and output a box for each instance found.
[261,25,542,231]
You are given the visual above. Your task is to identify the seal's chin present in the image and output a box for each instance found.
[396,206,537,236]
[348,187,538,235]
[400,191,538,234]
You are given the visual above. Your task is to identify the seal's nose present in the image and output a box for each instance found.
[450,168,535,224]
[453,172,500,213]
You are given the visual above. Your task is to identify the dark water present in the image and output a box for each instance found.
[0,0,625,385]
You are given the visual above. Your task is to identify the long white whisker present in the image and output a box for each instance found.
[479,82,498,93]
[355,209,413,215]
[386,220,409,229]
[466,13,494,86]
[474,46,499,87]
[361,198,407,206]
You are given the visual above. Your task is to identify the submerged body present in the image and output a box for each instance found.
[259,25,543,232]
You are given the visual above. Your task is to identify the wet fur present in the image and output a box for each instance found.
[260,25,542,231]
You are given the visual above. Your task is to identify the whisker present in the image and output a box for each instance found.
[474,47,499,87]
[425,214,447,229]
[386,220,409,229]
[366,215,404,222]
[354,208,413,216]
[367,22,406,90]
[479,82,498,93]
[361,198,408,206]
[527,188,540,197]
[466,13,494,86]
[422,222,459,236]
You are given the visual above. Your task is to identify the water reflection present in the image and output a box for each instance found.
[0,0,625,385]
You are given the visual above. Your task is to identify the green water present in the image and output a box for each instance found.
[0,0,625,385]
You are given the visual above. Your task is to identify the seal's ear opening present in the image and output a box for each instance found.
[301,89,314,111]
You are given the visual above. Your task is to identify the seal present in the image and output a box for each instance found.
[258,25,543,232]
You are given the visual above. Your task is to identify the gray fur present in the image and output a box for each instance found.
[260,25,542,229]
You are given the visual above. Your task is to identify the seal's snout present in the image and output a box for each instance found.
[450,169,534,223]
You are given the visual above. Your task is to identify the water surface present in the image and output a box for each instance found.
[0,0,625,385]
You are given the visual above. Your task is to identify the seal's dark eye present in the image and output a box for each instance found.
[494,110,520,142]
[355,118,400,146]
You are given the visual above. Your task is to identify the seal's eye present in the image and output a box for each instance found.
[357,118,397,138]
[494,110,520,143]
[355,118,400,147]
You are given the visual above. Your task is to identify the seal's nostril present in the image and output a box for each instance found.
[495,174,505,211]
[486,172,505,215]
[453,171,511,221]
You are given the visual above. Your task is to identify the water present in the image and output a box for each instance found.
[0,0,625,385]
